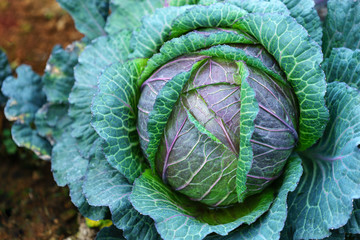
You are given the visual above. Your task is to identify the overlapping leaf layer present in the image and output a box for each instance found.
[2,0,360,239]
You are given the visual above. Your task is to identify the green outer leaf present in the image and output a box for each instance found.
[146,61,204,170]
[105,0,165,35]
[51,127,109,220]
[170,0,199,6]
[56,0,109,40]
[43,44,80,103]
[141,28,257,82]
[51,131,88,187]
[323,48,360,89]
[69,178,109,221]
[279,0,322,46]
[129,6,191,59]
[235,13,329,151]
[11,124,52,160]
[322,0,360,58]
[198,45,285,85]
[96,225,125,240]
[2,65,46,124]
[227,0,290,15]
[285,82,360,239]
[0,49,11,104]
[69,31,131,158]
[130,169,274,240]
[236,69,259,202]
[170,3,247,38]
[35,103,73,143]
[344,199,360,234]
[83,149,160,240]
[207,154,303,240]
[91,59,148,183]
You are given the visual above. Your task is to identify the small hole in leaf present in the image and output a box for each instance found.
[357,144,360,149]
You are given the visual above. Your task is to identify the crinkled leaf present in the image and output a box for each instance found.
[96,225,125,240]
[51,132,88,187]
[207,154,303,240]
[237,73,259,201]
[50,127,89,198]
[11,123,51,160]
[56,0,109,39]
[323,0,360,57]
[146,61,204,170]
[236,13,329,151]
[83,149,160,240]
[170,3,247,38]
[35,103,73,143]
[69,31,131,158]
[323,48,360,88]
[129,6,191,59]
[197,45,285,85]
[285,82,360,239]
[344,199,360,234]
[105,0,165,35]
[0,49,11,104]
[170,0,199,6]
[279,0,323,45]
[43,43,81,103]
[69,178,109,221]
[227,0,290,15]
[2,65,46,124]
[91,59,148,182]
[130,169,274,240]
[141,28,257,81]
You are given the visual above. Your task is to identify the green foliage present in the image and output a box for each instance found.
[0,49,11,105]
[56,0,109,39]
[323,0,360,57]
[1,0,360,239]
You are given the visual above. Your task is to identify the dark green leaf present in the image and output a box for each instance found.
[0,49,11,104]
[105,0,166,35]
[141,28,258,82]
[228,0,290,15]
[323,48,360,88]
[91,59,148,182]
[83,149,160,240]
[51,132,88,187]
[35,103,73,143]
[56,0,109,39]
[130,169,274,239]
[96,225,125,240]
[323,0,360,57]
[210,154,303,240]
[286,82,360,239]
[11,124,51,160]
[69,31,131,158]
[43,43,82,103]
[280,0,323,45]
[344,199,360,234]
[236,71,259,201]
[170,3,247,38]
[129,6,191,59]
[69,179,109,221]
[2,65,46,124]
[236,13,329,151]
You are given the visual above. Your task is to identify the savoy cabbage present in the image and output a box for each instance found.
[1,0,360,239]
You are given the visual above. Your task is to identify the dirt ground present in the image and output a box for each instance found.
[0,0,88,239]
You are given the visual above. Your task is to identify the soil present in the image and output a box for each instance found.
[0,0,89,239]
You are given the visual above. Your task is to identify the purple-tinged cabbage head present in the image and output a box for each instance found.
[138,51,299,206]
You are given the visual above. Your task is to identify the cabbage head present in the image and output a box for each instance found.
[1,0,360,239]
